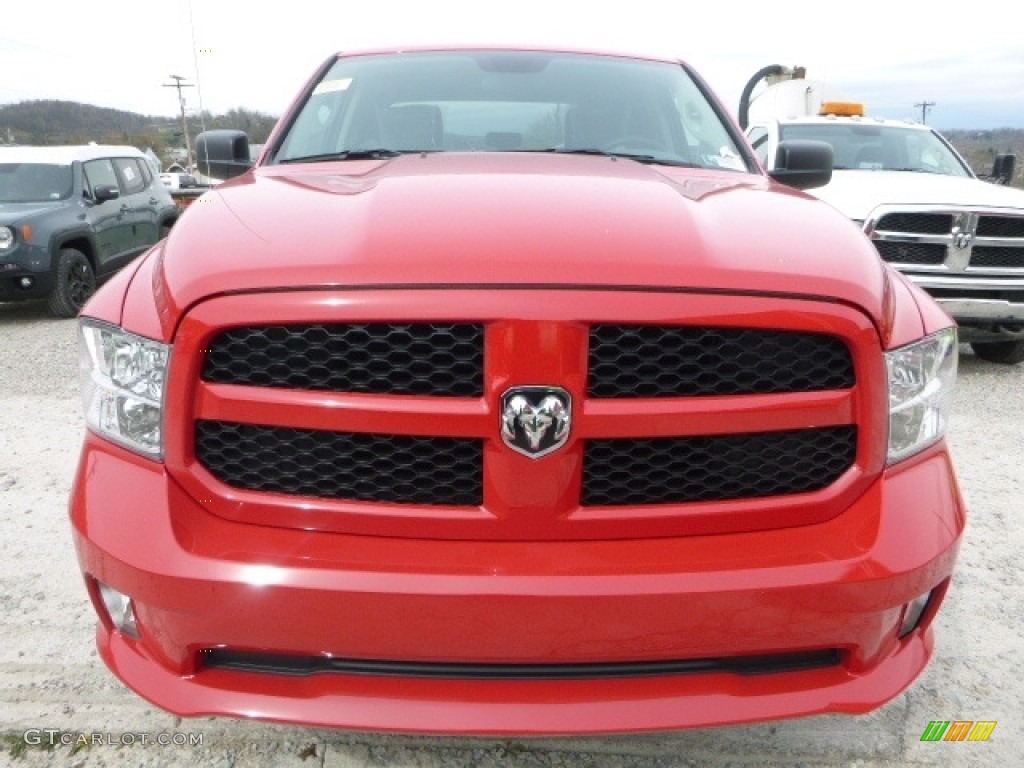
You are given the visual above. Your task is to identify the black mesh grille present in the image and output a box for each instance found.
[582,426,857,506]
[970,247,1024,269]
[977,215,1024,238]
[195,421,483,505]
[874,241,947,265]
[875,213,952,234]
[588,326,854,397]
[202,323,484,396]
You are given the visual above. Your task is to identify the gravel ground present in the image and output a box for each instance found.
[1,299,1020,768]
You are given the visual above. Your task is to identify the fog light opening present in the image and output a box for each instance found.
[898,591,933,638]
[97,581,140,639]
[18,276,34,290]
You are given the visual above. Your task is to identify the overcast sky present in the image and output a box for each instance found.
[2,0,1022,131]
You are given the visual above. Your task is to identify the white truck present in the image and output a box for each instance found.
[743,67,1024,363]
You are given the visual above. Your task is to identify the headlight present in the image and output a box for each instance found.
[885,328,957,463]
[0,226,14,250]
[79,320,170,459]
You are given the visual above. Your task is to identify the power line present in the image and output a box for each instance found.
[914,100,936,124]
[187,0,207,137]
[163,75,195,169]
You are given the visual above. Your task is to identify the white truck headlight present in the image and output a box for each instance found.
[0,226,14,250]
[886,328,957,463]
[79,320,170,459]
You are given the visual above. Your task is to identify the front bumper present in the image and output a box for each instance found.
[933,298,1024,341]
[0,260,55,301]
[71,434,964,735]
[904,274,1024,339]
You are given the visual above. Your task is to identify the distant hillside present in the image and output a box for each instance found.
[0,99,278,163]
[0,100,163,143]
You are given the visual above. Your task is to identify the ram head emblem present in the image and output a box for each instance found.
[500,387,572,459]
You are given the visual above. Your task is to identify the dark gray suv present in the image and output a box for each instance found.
[0,145,178,316]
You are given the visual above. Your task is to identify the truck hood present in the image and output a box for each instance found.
[808,170,1024,221]
[159,153,886,324]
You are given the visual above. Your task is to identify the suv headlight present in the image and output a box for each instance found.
[79,320,170,459]
[885,328,957,463]
[0,226,14,250]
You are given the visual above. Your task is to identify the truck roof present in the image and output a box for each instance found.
[329,43,684,66]
[0,144,146,164]
[769,114,930,131]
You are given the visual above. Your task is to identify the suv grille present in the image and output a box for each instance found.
[588,326,854,397]
[202,323,484,396]
[582,426,857,505]
[196,420,483,505]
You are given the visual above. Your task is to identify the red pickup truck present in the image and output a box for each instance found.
[70,46,964,734]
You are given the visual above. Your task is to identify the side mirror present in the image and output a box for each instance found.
[991,154,1016,185]
[195,130,253,180]
[93,184,120,203]
[769,140,833,190]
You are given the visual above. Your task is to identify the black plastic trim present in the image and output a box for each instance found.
[200,648,841,680]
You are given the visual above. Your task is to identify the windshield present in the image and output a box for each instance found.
[779,123,972,177]
[274,50,751,172]
[0,162,74,203]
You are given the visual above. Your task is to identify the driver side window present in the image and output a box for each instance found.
[83,159,119,201]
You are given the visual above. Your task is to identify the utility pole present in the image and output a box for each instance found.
[914,100,936,124]
[163,75,195,170]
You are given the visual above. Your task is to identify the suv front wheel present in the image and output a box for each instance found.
[48,248,96,318]
[970,340,1024,365]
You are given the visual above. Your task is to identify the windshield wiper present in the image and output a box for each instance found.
[530,148,698,167]
[837,165,941,174]
[279,149,406,164]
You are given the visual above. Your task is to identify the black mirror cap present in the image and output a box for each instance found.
[196,130,253,180]
[769,140,834,190]
[992,154,1016,185]
[93,184,120,203]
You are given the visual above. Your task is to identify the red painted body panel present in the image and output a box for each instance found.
[154,157,888,339]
